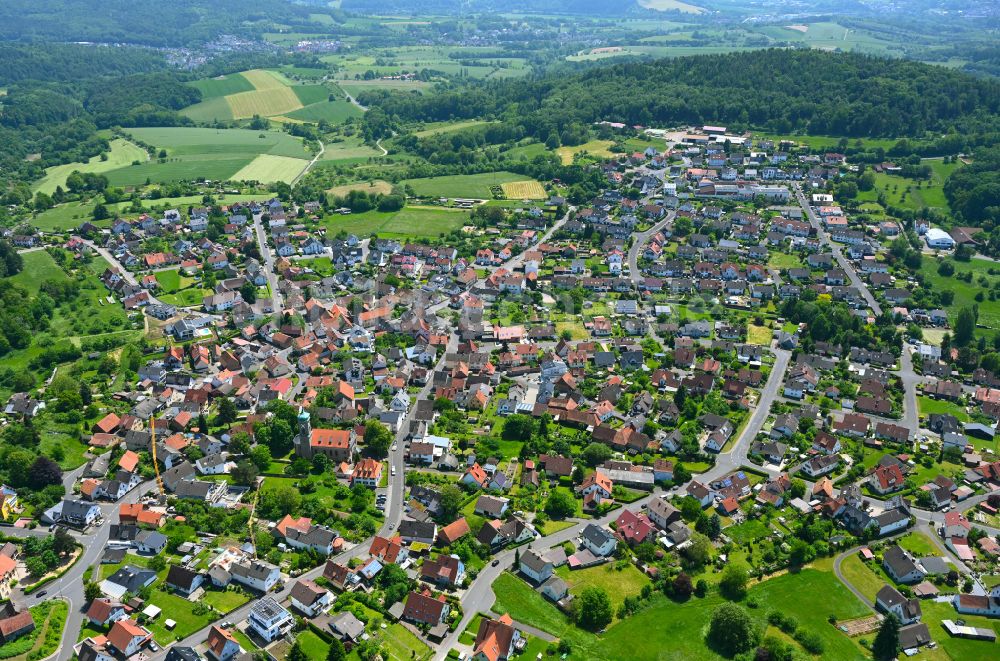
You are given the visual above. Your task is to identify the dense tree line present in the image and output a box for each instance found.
[944,146,1000,227]
[0,0,324,47]
[0,43,168,86]
[359,49,1000,140]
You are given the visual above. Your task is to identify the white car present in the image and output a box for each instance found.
[391,466,396,476]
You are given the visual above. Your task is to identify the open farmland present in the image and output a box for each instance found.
[231,154,309,184]
[284,98,362,123]
[323,205,468,239]
[500,180,547,199]
[102,127,311,185]
[189,72,255,98]
[183,69,340,123]
[227,86,303,119]
[637,0,706,13]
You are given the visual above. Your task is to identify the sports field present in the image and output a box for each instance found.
[501,180,546,199]
[33,138,147,195]
[403,171,530,198]
[231,154,309,184]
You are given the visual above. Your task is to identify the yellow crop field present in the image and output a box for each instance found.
[240,69,287,90]
[327,180,394,196]
[227,87,303,119]
[501,180,547,199]
[231,154,309,184]
[224,69,304,119]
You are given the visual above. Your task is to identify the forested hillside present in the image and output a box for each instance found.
[359,49,1000,140]
[0,0,318,46]
[944,147,1000,226]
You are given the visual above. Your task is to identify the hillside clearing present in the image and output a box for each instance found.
[403,171,528,198]
[555,140,616,164]
[33,138,147,195]
[327,180,393,196]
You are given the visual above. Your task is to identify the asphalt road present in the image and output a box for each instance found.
[627,213,675,285]
[793,184,882,316]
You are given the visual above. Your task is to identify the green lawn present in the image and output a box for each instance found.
[838,554,884,602]
[725,519,772,543]
[146,589,216,643]
[296,630,330,658]
[201,589,251,613]
[767,252,803,270]
[381,623,431,661]
[555,563,649,622]
[403,171,527,199]
[747,324,772,346]
[491,572,574,639]
[154,269,182,292]
[492,567,870,660]
[897,532,941,558]
[921,600,1000,661]
[230,627,258,651]
[917,395,970,422]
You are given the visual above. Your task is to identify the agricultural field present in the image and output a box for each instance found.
[403,171,529,199]
[101,128,311,186]
[323,205,469,239]
[183,69,344,124]
[33,138,148,195]
[555,140,616,164]
[637,0,706,13]
[231,154,310,184]
[338,79,431,97]
[227,83,303,120]
[188,72,255,98]
[284,98,362,123]
[754,22,900,56]
[318,137,383,163]
[500,180,547,200]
